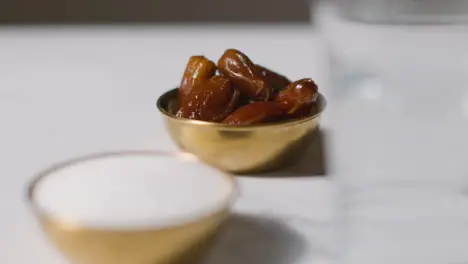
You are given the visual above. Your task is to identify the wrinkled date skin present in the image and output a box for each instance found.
[177,75,239,122]
[256,65,291,92]
[223,102,285,125]
[274,78,319,118]
[173,50,320,125]
[217,49,272,101]
[179,56,217,105]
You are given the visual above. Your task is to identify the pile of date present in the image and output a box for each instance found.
[176,49,320,125]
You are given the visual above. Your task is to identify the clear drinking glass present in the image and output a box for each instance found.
[315,0,468,263]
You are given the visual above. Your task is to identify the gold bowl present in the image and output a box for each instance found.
[157,88,327,174]
[26,151,236,264]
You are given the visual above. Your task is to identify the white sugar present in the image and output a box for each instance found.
[32,153,234,229]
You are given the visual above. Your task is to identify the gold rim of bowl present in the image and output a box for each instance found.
[25,150,237,230]
[156,88,327,129]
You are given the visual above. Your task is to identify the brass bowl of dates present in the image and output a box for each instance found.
[157,49,326,174]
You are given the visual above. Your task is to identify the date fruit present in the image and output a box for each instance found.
[257,65,291,92]
[218,49,272,101]
[173,50,321,125]
[177,75,239,122]
[179,56,216,105]
[274,78,319,118]
[223,102,285,125]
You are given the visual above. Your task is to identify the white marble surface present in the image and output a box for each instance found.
[4,13,468,264]
[0,25,335,263]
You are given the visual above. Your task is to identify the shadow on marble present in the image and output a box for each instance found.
[249,128,328,178]
[199,213,308,264]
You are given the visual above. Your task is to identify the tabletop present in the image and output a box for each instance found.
[4,15,468,263]
[0,25,335,263]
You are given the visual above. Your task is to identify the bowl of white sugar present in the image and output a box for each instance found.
[26,151,236,264]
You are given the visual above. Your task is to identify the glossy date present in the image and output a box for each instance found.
[256,64,291,92]
[179,56,216,105]
[217,49,272,101]
[177,75,239,122]
[175,50,320,125]
[274,78,319,118]
[222,102,285,125]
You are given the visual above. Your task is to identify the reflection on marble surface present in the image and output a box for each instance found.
[199,213,334,264]
[199,214,307,264]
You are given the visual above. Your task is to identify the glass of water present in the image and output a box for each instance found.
[315,0,468,263]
